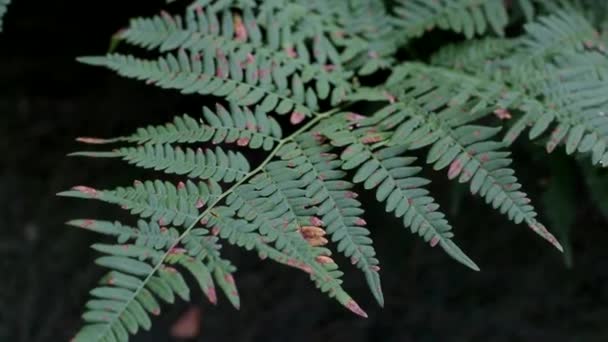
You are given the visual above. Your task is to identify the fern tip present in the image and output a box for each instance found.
[76,136,119,144]
[441,239,480,271]
[76,56,109,66]
[68,151,119,158]
[346,299,368,318]
[529,223,564,252]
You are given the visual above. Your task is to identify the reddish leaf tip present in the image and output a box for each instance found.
[346,299,368,318]
[207,286,217,305]
[290,111,305,125]
[429,236,440,247]
[76,137,111,144]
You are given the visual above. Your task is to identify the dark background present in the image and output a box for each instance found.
[2,1,608,341]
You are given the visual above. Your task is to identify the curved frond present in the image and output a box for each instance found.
[78,49,337,117]
[59,179,222,228]
[285,133,383,305]
[67,218,235,342]
[100,3,353,111]
[223,157,368,317]
[518,10,604,60]
[297,0,399,74]
[430,37,517,74]
[419,50,608,167]
[361,64,564,249]
[393,0,509,39]
[72,144,251,183]
[321,115,479,271]
[62,1,607,340]
[78,103,282,151]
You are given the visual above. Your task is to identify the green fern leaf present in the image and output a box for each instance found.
[204,206,321,273]
[431,37,517,74]
[367,101,561,251]
[296,0,398,75]
[282,133,383,306]
[322,115,479,271]
[519,10,604,60]
[78,50,324,117]
[393,0,509,39]
[72,144,250,183]
[408,54,608,167]
[223,159,369,317]
[371,65,564,250]
[68,219,179,249]
[59,179,222,228]
[76,103,282,151]
[69,217,235,341]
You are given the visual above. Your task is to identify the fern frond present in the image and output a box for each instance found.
[506,62,608,163]
[59,179,222,228]
[310,0,399,75]
[112,4,352,107]
[78,48,341,118]
[368,101,560,249]
[358,65,564,250]
[78,104,282,151]
[284,133,383,305]
[203,206,318,273]
[120,5,342,70]
[392,0,509,39]
[181,229,240,307]
[0,0,10,32]
[67,218,233,342]
[223,159,369,316]
[429,41,608,167]
[517,10,604,60]
[63,1,607,339]
[69,219,180,249]
[72,144,251,183]
[501,11,608,165]
[430,37,517,74]
[321,115,479,271]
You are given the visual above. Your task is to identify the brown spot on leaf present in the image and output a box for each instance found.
[316,255,335,264]
[300,226,326,239]
[237,137,250,146]
[233,14,247,42]
[310,216,324,226]
[448,159,463,179]
[347,112,366,122]
[430,236,440,247]
[72,186,98,198]
[290,111,305,125]
[285,46,298,58]
[493,108,512,120]
[224,273,235,284]
[207,286,217,305]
